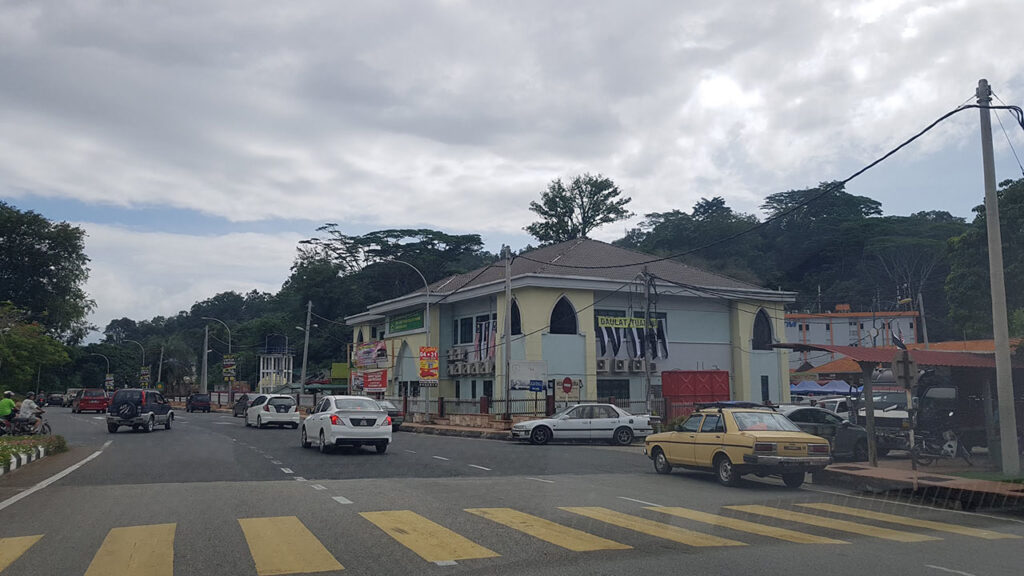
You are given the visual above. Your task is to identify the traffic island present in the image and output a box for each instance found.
[0,435,68,477]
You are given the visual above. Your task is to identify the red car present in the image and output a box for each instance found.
[73,388,110,413]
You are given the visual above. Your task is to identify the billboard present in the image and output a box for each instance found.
[418,347,439,385]
[510,361,547,391]
[353,341,388,369]
[388,310,424,334]
[595,312,669,359]
[362,370,388,392]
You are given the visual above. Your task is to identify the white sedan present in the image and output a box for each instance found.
[245,394,300,429]
[300,395,392,454]
[510,403,655,446]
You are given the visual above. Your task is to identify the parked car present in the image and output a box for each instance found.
[186,393,211,413]
[64,388,82,407]
[232,394,257,418]
[106,388,174,433]
[510,403,655,445]
[245,394,300,429]
[46,393,65,407]
[376,399,404,431]
[72,388,110,413]
[776,405,868,461]
[300,395,391,454]
[643,403,831,488]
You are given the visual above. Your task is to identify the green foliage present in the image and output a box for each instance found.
[0,435,67,463]
[0,304,70,393]
[525,173,633,244]
[0,201,94,344]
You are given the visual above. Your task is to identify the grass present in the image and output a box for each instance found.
[947,469,1024,484]
[0,434,67,464]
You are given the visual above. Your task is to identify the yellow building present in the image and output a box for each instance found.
[345,239,795,409]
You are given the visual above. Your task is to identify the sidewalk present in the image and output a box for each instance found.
[400,422,510,440]
[813,451,1024,509]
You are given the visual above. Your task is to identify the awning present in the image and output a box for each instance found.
[775,343,1017,369]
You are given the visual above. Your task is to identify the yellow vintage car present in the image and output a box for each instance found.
[643,403,831,488]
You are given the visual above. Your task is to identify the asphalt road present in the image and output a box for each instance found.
[1,408,1022,576]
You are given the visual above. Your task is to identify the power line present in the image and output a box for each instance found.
[517,102,1024,271]
[992,92,1024,176]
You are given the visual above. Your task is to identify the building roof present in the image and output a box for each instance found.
[776,343,1021,369]
[806,356,864,374]
[905,339,1023,352]
[348,239,794,322]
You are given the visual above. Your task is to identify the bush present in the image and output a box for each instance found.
[0,434,68,463]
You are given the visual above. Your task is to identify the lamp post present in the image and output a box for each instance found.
[124,339,146,387]
[201,316,232,354]
[88,352,110,375]
[389,260,430,419]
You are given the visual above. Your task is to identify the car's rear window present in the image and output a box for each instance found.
[269,397,295,407]
[334,398,381,411]
[84,390,105,397]
[114,390,142,403]
[377,400,397,410]
[193,394,210,401]
[733,412,802,432]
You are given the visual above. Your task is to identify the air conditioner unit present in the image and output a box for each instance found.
[458,349,469,361]
[613,359,627,372]
[596,359,609,373]
[448,363,462,376]
[447,348,459,361]
[647,361,658,373]
[630,359,645,373]
[468,362,481,375]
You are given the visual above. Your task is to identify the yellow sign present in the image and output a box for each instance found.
[596,316,660,329]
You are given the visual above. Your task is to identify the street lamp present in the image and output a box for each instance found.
[202,316,231,354]
[88,352,110,375]
[388,260,431,418]
[123,339,145,365]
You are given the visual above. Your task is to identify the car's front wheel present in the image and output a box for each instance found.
[652,448,672,474]
[782,472,805,488]
[529,426,551,445]
[714,454,740,487]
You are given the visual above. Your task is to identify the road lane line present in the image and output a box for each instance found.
[432,456,450,461]
[467,508,631,552]
[0,446,107,512]
[311,484,327,491]
[726,505,939,542]
[468,464,491,471]
[651,507,847,544]
[797,503,1020,540]
[280,468,293,474]
[0,535,42,572]
[561,507,745,547]
[360,510,499,563]
[239,516,343,575]
[293,477,306,481]
[801,486,1024,526]
[271,461,282,465]
[333,496,353,505]
[264,455,274,459]
[85,524,176,576]
[526,477,554,484]
[404,450,417,453]
[925,565,977,576]
[617,496,662,507]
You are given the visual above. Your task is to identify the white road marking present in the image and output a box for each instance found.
[432,456,450,461]
[293,477,306,481]
[617,496,663,507]
[102,440,113,449]
[91,416,104,420]
[280,468,294,474]
[526,477,554,484]
[468,464,491,471]
[404,449,417,453]
[435,561,458,566]
[0,443,109,512]
[802,486,1024,525]
[271,460,282,465]
[926,565,977,576]
[332,496,353,505]
[213,422,234,425]
[311,484,327,491]
[264,455,273,459]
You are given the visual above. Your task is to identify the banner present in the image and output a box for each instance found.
[388,310,424,334]
[222,354,237,382]
[139,366,151,388]
[595,312,669,360]
[105,373,114,390]
[354,341,388,369]
[510,361,547,391]
[362,370,388,392]
[418,346,439,384]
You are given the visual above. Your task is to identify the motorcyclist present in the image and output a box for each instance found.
[17,391,43,433]
[0,391,16,424]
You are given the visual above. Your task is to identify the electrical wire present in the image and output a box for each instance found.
[516,102,1024,271]
[992,92,1024,176]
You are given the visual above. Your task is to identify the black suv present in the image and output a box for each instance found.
[107,389,174,433]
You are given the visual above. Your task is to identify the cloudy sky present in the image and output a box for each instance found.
[3,0,1024,332]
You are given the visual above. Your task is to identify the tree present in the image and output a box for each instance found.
[0,201,94,343]
[0,304,70,392]
[525,173,633,244]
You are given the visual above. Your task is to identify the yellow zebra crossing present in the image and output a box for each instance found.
[0,502,1019,574]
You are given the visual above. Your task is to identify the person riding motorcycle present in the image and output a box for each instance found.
[17,391,44,433]
[0,391,16,424]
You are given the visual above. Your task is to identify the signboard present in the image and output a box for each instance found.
[139,366,151,388]
[362,370,388,392]
[331,362,351,380]
[222,354,237,383]
[388,310,424,334]
[529,380,545,392]
[596,316,661,329]
[510,361,547,391]
[419,346,439,384]
[892,351,919,389]
[561,376,573,394]
[354,341,388,369]
[104,373,114,390]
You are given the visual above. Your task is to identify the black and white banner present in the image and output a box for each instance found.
[595,315,668,359]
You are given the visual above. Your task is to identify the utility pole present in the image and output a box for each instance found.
[299,300,312,399]
[643,267,653,411]
[200,325,209,394]
[156,345,165,390]
[977,78,1020,475]
[917,292,929,349]
[502,246,513,420]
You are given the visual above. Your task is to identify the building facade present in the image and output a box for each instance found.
[346,239,796,408]
[784,308,919,370]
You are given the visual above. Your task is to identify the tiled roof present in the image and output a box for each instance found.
[906,339,1022,352]
[807,356,864,374]
[424,238,769,296]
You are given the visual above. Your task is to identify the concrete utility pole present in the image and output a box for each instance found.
[976,78,1021,475]
[200,325,209,394]
[299,300,312,398]
[642,267,653,411]
[917,292,929,349]
[156,345,164,389]
[502,245,513,420]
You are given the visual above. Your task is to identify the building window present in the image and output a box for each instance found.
[455,380,461,398]
[459,317,474,344]
[549,297,578,334]
[511,300,522,335]
[597,379,630,399]
[825,324,830,331]
[483,380,493,398]
[760,375,770,403]
[357,329,364,343]
[471,380,477,398]
[752,309,773,350]
[910,322,914,329]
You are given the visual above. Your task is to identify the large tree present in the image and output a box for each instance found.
[0,201,94,343]
[525,173,633,244]
[0,304,70,392]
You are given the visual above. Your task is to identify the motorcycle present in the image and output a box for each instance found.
[0,410,52,436]
[911,427,972,466]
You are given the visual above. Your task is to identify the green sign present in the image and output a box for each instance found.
[388,310,424,333]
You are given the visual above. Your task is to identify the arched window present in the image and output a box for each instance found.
[357,329,365,343]
[549,297,578,335]
[752,309,773,350]
[511,300,522,335]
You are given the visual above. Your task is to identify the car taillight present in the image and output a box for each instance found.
[381,416,392,427]
[263,404,270,412]
[808,444,830,454]
[330,414,342,426]
[754,442,776,453]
